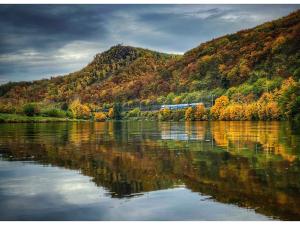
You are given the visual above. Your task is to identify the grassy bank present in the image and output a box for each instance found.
[0,113,82,123]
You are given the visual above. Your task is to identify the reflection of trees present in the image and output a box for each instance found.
[210,121,300,162]
[0,121,300,220]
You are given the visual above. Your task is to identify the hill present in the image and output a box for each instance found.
[0,45,179,104]
[0,10,300,120]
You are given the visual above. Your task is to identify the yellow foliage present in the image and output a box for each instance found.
[201,55,213,63]
[185,107,194,121]
[94,112,107,122]
[159,108,171,121]
[211,96,229,119]
[108,108,114,119]
[272,35,286,52]
[266,102,280,120]
[229,104,244,120]
[194,104,206,120]
[219,104,243,121]
[218,64,227,75]
[160,108,171,116]
[244,103,258,120]
[279,77,297,93]
[0,101,15,113]
[239,59,250,77]
[258,92,275,103]
[258,101,280,120]
[219,107,231,121]
[173,96,182,104]
[69,99,91,119]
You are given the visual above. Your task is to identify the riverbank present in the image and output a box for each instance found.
[0,113,82,123]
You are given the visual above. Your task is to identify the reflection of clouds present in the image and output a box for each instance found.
[160,122,207,141]
[101,188,270,221]
[0,159,271,220]
[0,160,103,205]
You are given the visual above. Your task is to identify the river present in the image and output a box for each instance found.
[0,121,299,220]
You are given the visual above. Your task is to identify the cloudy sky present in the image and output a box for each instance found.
[0,4,299,83]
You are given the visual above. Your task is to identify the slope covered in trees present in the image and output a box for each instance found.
[0,10,300,120]
[0,45,179,104]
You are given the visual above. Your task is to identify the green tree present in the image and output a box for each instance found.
[23,103,40,117]
[109,102,122,120]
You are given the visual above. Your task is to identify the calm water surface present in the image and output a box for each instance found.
[0,121,300,220]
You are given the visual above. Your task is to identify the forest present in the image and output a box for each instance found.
[0,10,300,122]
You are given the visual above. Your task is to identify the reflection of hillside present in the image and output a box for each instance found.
[159,121,300,162]
[0,121,300,220]
[210,121,299,162]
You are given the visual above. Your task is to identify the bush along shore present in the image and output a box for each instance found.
[1,80,299,123]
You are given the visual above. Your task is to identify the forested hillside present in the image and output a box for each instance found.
[0,10,300,120]
[0,45,178,104]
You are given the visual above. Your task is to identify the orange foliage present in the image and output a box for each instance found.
[194,104,206,120]
[258,101,280,120]
[185,107,194,121]
[211,96,229,119]
[94,112,107,122]
[108,108,114,119]
[69,99,91,119]
[244,103,258,120]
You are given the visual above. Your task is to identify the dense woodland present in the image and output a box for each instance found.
[0,10,300,121]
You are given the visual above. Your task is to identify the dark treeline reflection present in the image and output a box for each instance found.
[0,121,300,220]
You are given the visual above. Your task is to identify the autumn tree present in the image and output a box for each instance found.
[278,77,300,119]
[108,102,122,120]
[159,108,171,121]
[69,99,91,119]
[94,112,107,122]
[210,96,229,120]
[23,103,40,117]
[185,107,194,121]
[194,104,206,120]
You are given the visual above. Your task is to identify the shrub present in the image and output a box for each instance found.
[61,102,68,111]
[23,103,40,116]
[158,108,171,121]
[171,109,185,121]
[219,106,231,120]
[185,107,194,121]
[210,96,229,119]
[94,112,107,121]
[69,99,91,119]
[194,104,206,120]
[127,108,141,117]
[278,77,300,119]
[141,111,158,120]
[108,103,122,120]
[228,104,244,120]
[66,110,74,118]
[244,103,258,120]
[0,102,15,113]
[42,108,66,118]
[257,101,280,120]
[108,108,114,119]
[266,102,281,120]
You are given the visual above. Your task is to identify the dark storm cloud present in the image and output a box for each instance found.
[0,4,299,83]
[0,5,110,54]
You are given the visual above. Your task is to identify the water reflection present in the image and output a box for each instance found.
[0,121,300,220]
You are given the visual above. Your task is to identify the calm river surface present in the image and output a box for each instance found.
[0,121,300,220]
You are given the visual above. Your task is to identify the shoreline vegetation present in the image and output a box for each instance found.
[0,80,299,123]
[0,113,81,123]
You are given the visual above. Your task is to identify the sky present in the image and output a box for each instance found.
[0,4,299,83]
